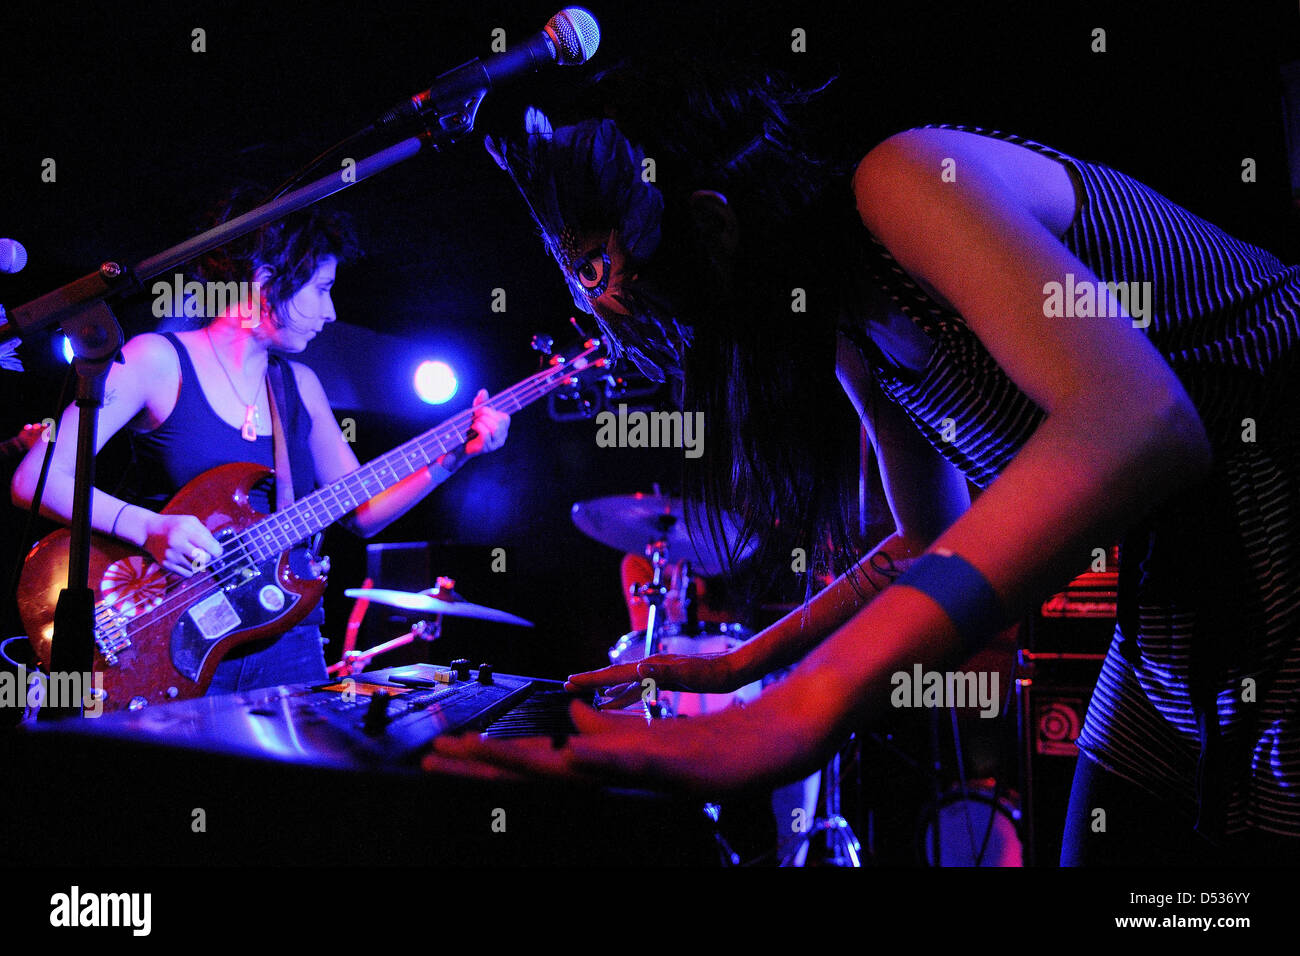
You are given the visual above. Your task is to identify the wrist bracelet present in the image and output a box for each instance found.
[110,502,130,538]
[893,550,1006,650]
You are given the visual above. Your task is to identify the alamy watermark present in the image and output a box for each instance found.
[152,273,261,323]
[595,403,705,459]
[1,666,104,717]
[1042,273,1152,328]
[890,664,999,718]
[49,886,150,935]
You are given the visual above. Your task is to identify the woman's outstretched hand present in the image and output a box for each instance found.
[421,691,824,796]
[564,652,744,709]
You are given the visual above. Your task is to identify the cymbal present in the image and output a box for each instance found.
[343,587,534,627]
[570,493,754,576]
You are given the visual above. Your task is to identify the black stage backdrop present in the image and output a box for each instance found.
[3,0,1295,679]
[0,0,1297,898]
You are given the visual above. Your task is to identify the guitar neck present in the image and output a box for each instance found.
[238,345,598,561]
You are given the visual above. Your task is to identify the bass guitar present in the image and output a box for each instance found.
[17,338,604,712]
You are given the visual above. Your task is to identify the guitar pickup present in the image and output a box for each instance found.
[188,591,241,641]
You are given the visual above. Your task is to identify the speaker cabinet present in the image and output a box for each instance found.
[1017,550,1117,866]
[1017,650,1105,866]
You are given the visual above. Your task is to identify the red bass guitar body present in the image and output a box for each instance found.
[18,462,327,713]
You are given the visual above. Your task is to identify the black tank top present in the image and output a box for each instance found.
[127,332,319,513]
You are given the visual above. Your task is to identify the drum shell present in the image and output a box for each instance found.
[608,622,761,716]
[918,785,1022,867]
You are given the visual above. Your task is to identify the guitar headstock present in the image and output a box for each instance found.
[543,335,608,385]
[534,334,610,422]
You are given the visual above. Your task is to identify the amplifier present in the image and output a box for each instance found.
[1017,652,1106,867]
[1016,550,1117,865]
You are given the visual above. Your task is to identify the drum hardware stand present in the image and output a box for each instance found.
[630,521,747,863]
[630,529,675,721]
[332,576,533,675]
[679,561,698,635]
[780,736,863,867]
[328,618,441,677]
[702,803,741,866]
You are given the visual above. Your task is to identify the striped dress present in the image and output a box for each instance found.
[848,124,1300,839]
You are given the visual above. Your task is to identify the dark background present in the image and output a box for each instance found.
[2,0,1298,681]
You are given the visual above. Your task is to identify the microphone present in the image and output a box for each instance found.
[0,239,28,274]
[375,7,599,129]
[0,241,29,357]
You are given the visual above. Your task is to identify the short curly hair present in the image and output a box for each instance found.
[190,185,361,328]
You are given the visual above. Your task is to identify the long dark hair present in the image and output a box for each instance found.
[491,56,876,594]
[591,58,873,592]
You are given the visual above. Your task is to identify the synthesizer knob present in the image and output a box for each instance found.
[451,659,472,681]
[477,664,493,684]
[363,690,392,734]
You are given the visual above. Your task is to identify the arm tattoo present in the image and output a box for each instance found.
[867,549,904,592]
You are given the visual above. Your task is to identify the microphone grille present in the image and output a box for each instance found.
[549,7,600,65]
[0,239,28,274]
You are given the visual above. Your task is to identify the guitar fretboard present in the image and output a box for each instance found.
[234,344,598,564]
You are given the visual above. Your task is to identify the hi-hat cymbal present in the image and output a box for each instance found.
[343,587,534,627]
[570,493,753,576]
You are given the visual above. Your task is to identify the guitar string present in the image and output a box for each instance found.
[116,405,489,631]
[93,372,573,657]
[102,360,592,642]
[126,369,568,616]
[103,421,479,640]
[104,350,596,635]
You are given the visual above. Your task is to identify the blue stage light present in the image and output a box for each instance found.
[414,360,458,405]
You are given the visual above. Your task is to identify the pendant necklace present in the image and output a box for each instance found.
[205,326,267,442]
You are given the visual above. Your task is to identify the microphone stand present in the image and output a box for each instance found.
[4,104,483,720]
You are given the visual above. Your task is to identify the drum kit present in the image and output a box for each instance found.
[571,491,761,718]
[337,492,763,719]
